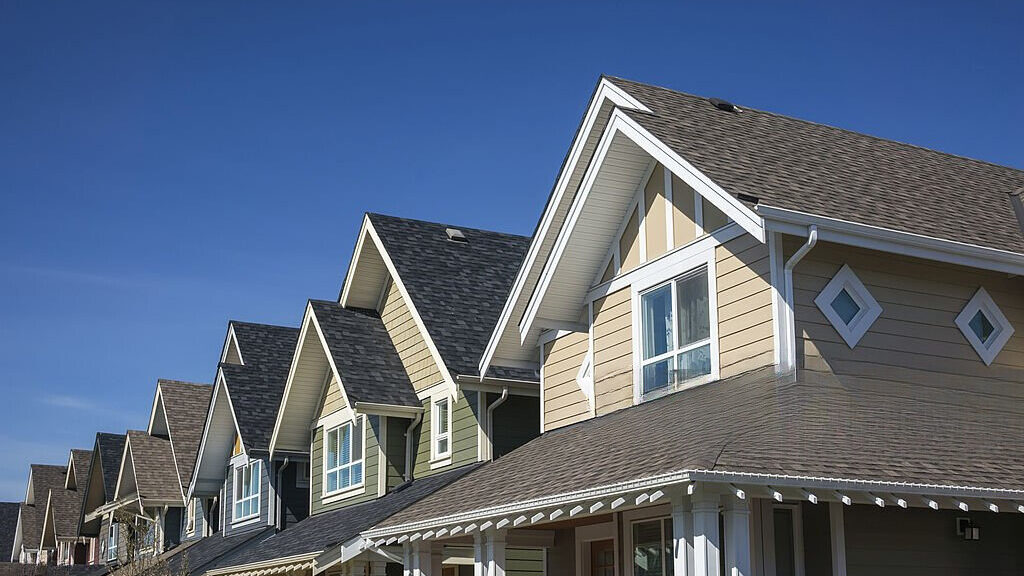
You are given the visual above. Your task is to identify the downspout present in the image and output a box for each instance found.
[275,458,289,531]
[485,387,509,461]
[783,226,818,374]
[403,413,423,482]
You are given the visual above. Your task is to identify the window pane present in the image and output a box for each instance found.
[633,520,664,576]
[830,288,861,325]
[352,462,363,485]
[251,461,260,494]
[676,344,712,382]
[969,310,995,343]
[340,424,352,465]
[773,509,795,576]
[664,519,674,576]
[327,470,338,493]
[676,270,709,347]
[642,285,674,360]
[437,436,449,455]
[437,400,449,434]
[642,358,673,395]
[327,429,339,469]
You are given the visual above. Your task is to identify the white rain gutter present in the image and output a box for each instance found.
[485,387,509,460]
[782,226,817,372]
[404,413,423,482]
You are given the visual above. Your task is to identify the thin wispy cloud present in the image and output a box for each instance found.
[39,394,134,424]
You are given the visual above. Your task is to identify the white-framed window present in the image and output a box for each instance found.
[141,520,156,550]
[106,521,118,561]
[324,417,364,495]
[232,459,261,522]
[296,462,310,488]
[955,287,1014,365]
[813,264,882,348]
[185,498,196,533]
[431,397,452,460]
[630,517,673,576]
[637,265,714,398]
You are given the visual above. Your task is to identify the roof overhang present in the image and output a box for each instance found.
[84,495,139,522]
[38,491,55,548]
[758,204,1024,276]
[314,536,400,575]
[205,552,320,576]
[455,375,540,398]
[189,371,246,500]
[351,402,424,419]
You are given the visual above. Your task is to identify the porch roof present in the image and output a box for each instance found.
[367,365,1024,535]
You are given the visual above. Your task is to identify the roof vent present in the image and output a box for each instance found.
[446,228,468,243]
[709,98,741,114]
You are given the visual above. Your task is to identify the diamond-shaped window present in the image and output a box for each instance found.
[955,287,1014,365]
[814,264,882,348]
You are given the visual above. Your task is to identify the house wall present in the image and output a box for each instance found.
[542,331,590,432]
[411,389,479,478]
[310,415,381,515]
[380,279,444,393]
[384,416,408,490]
[277,460,309,530]
[716,234,774,378]
[593,287,633,417]
[488,394,540,459]
[181,497,207,542]
[223,456,271,536]
[791,240,1024,383]
[319,375,346,419]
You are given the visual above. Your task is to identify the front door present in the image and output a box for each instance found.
[591,539,616,576]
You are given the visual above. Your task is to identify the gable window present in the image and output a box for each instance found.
[955,287,1014,365]
[432,397,451,460]
[185,498,196,533]
[106,522,118,561]
[639,266,712,397]
[325,417,364,495]
[232,459,261,522]
[813,264,882,348]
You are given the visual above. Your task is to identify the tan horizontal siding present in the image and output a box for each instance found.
[594,287,633,416]
[716,235,774,378]
[379,279,444,392]
[542,332,590,432]
[318,376,345,419]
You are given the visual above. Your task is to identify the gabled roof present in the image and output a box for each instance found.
[41,483,86,543]
[308,300,419,408]
[153,380,212,491]
[231,322,301,369]
[370,365,1024,532]
[20,465,65,550]
[95,433,127,502]
[108,528,271,576]
[120,430,182,506]
[68,449,93,490]
[0,502,18,562]
[607,76,1024,254]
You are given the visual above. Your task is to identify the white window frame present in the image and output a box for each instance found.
[106,521,118,561]
[232,458,261,523]
[296,461,310,488]
[431,396,453,463]
[630,247,720,404]
[955,287,1014,365]
[813,264,882,348]
[625,513,674,576]
[323,416,365,500]
[185,498,196,534]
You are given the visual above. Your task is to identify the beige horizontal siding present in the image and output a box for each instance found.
[379,279,444,392]
[716,235,774,377]
[542,331,590,432]
[594,287,633,416]
[318,376,346,420]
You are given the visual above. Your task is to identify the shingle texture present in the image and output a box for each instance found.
[21,465,65,550]
[157,380,212,491]
[69,450,92,489]
[95,433,126,502]
[221,322,299,453]
[48,483,86,539]
[209,465,477,571]
[108,529,270,576]
[0,502,19,562]
[366,214,536,380]
[607,76,1024,254]
[376,366,1024,529]
[124,431,181,505]
[309,300,420,408]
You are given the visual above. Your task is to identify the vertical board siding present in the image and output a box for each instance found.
[593,287,633,416]
[791,240,1024,385]
[542,332,591,432]
[716,234,774,378]
[380,279,444,392]
[311,416,381,515]
[412,389,479,478]
[671,174,698,248]
[644,165,668,261]
[618,208,641,273]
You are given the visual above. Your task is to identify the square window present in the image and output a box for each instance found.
[814,264,882,348]
[955,287,1014,365]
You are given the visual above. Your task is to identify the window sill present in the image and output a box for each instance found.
[639,374,716,403]
[230,515,261,528]
[429,456,452,470]
[322,484,365,504]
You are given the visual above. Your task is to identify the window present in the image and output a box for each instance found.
[141,521,156,550]
[432,397,451,459]
[185,498,196,533]
[325,417,364,494]
[232,459,261,521]
[106,522,118,561]
[296,462,310,488]
[813,264,882,348]
[639,266,712,397]
[632,518,673,576]
[955,287,1015,365]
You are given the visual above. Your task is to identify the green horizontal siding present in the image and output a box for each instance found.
[310,415,380,515]
[413,389,480,478]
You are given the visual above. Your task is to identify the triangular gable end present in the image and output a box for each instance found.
[38,491,55,548]
[113,435,138,503]
[338,215,456,398]
[189,370,246,499]
[220,324,244,366]
[78,442,108,536]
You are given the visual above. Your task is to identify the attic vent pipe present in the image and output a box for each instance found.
[709,98,741,113]
[446,228,468,243]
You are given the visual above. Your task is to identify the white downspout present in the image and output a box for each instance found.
[404,413,423,482]
[485,387,509,461]
[783,226,818,373]
[275,458,289,531]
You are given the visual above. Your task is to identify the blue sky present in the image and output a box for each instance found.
[0,1,1021,500]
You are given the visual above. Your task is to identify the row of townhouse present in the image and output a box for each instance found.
[3,75,1024,576]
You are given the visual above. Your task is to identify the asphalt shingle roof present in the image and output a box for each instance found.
[21,465,65,550]
[606,76,1024,254]
[109,529,271,576]
[95,433,127,502]
[220,322,299,453]
[366,213,536,380]
[69,450,92,489]
[0,502,18,562]
[375,365,1024,529]
[157,380,212,491]
[208,465,477,572]
[125,430,181,505]
[308,300,420,408]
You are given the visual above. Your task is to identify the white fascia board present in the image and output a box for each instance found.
[269,303,317,458]
[477,78,651,379]
[338,215,372,308]
[309,312,356,426]
[219,324,244,365]
[518,109,764,343]
[351,402,425,418]
[113,435,134,502]
[188,370,227,501]
[758,204,1024,276]
[220,370,248,461]
[145,386,163,436]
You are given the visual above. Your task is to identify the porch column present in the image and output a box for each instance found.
[403,543,414,576]
[370,560,388,576]
[829,502,847,576]
[723,496,751,576]
[486,529,507,576]
[413,541,433,576]
[474,533,486,576]
[671,490,694,576]
[692,488,721,576]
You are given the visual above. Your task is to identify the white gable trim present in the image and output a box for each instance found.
[308,312,357,425]
[269,303,318,458]
[220,324,245,365]
[518,108,764,341]
[187,370,246,501]
[342,217,457,398]
[478,78,652,378]
[113,434,135,502]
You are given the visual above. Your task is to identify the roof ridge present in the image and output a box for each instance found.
[158,379,210,388]
[367,212,530,240]
[605,75,1024,177]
